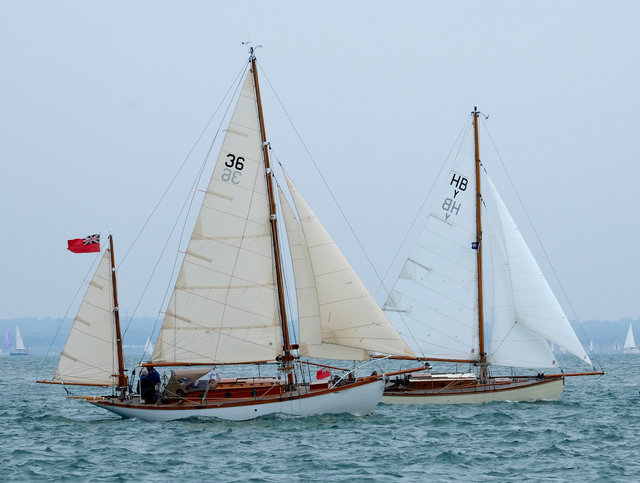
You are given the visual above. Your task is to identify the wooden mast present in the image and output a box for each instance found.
[108,235,127,391]
[473,107,488,383]
[249,49,295,385]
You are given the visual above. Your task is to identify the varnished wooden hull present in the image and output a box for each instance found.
[88,376,384,421]
[382,373,565,404]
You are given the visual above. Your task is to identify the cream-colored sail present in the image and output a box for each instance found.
[279,187,369,360]
[55,249,119,385]
[283,172,413,359]
[152,70,282,364]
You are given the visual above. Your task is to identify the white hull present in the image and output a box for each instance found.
[623,348,640,354]
[382,377,564,405]
[91,379,384,421]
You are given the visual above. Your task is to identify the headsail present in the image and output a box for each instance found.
[152,70,283,365]
[54,249,119,385]
[486,176,591,366]
[383,124,479,360]
[282,173,413,360]
[488,217,558,367]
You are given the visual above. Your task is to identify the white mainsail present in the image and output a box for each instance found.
[383,125,479,360]
[55,249,119,385]
[486,177,591,366]
[15,327,25,351]
[624,322,636,350]
[152,71,282,365]
[280,174,413,360]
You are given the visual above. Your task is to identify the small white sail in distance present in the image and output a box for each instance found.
[624,322,636,349]
[14,327,25,351]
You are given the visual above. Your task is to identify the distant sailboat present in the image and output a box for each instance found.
[143,337,153,357]
[589,340,594,353]
[37,49,413,421]
[623,322,640,354]
[8,327,29,356]
[382,108,603,404]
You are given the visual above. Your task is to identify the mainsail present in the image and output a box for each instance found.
[54,249,119,385]
[15,327,25,351]
[152,71,282,365]
[383,125,479,360]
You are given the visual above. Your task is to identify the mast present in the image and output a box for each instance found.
[108,235,127,391]
[249,48,295,385]
[473,107,488,383]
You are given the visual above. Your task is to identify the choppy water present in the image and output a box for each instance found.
[2,354,638,482]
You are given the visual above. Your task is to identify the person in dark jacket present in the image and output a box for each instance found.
[140,366,161,403]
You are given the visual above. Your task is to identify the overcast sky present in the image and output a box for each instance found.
[1,1,638,323]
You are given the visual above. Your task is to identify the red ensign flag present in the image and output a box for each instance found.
[316,369,331,380]
[67,234,101,253]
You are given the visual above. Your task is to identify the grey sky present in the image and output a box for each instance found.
[1,1,638,322]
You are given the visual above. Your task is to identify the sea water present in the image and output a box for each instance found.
[1,354,638,482]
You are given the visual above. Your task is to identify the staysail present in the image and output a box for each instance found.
[280,174,413,360]
[486,176,591,366]
[383,124,479,360]
[54,249,119,385]
[152,70,283,365]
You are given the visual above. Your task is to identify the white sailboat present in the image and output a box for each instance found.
[9,327,29,356]
[38,49,413,421]
[382,108,602,404]
[143,337,153,357]
[623,322,640,354]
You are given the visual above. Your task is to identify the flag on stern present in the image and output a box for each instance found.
[67,234,101,253]
[316,369,331,380]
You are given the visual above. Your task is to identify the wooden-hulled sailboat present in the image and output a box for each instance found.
[382,108,603,404]
[38,50,413,421]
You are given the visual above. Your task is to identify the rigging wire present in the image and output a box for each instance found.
[133,63,250,366]
[255,59,448,360]
[119,62,249,358]
[118,60,249,270]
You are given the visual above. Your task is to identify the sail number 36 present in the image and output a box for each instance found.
[221,154,244,184]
